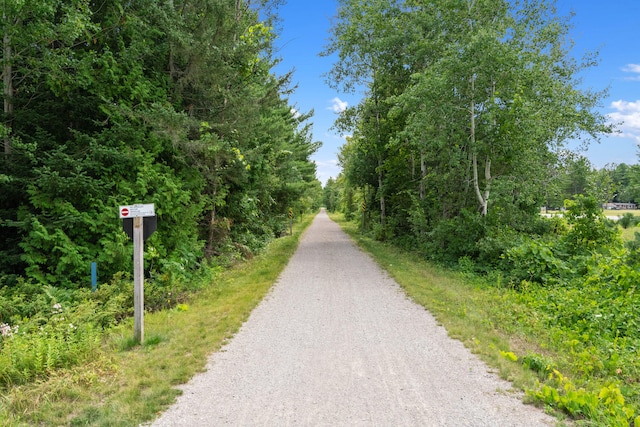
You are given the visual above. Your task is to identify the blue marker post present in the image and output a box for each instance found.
[91,262,97,292]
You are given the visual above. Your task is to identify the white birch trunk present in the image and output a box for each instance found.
[470,75,491,216]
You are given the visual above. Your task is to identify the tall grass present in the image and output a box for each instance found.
[332,213,640,426]
[0,214,315,426]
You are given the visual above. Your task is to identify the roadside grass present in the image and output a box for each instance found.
[335,211,640,425]
[604,209,637,217]
[330,213,576,423]
[0,214,315,427]
[543,209,638,242]
[621,225,639,242]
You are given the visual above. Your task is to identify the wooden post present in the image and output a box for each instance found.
[119,204,155,345]
[133,216,144,344]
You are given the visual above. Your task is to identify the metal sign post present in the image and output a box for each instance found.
[119,203,156,344]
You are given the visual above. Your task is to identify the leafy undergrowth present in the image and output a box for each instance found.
[332,213,640,427]
[0,214,315,426]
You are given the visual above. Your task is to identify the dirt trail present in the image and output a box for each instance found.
[152,210,557,426]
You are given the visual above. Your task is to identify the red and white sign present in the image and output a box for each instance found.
[119,203,155,219]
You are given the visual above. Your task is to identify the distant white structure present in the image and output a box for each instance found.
[603,202,637,210]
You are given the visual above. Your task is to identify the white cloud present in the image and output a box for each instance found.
[291,108,301,119]
[608,100,640,143]
[622,64,640,73]
[314,159,339,168]
[328,97,348,114]
[313,159,341,185]
[622,64,640,81]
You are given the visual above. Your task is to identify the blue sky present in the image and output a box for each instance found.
[273,1,640,185]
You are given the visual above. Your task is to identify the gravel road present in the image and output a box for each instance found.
[152,210,557,426]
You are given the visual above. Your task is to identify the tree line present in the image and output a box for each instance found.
[326,157,640,215]
[1,0,322,289]
[321,0,634,266]
[546,158,640,210]
[321,3,640,421]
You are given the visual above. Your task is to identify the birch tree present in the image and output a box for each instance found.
[332,0,612,263]
[324,0,411,227]
[399,0,611,218]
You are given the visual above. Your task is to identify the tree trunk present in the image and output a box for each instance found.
[419,150,426,201]
[3,29,13,155]
[469,74,491,216]
[378,155,385,226]
[472,152,491,216]
[205,207,216,260]
[372,75,385,227]
[167,0,177,80]
[410,151,415,180]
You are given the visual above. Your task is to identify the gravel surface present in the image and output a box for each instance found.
[152,210,557,426]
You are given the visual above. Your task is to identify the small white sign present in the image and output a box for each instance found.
[119,203,155,219]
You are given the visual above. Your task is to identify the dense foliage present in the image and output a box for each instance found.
[2,0,639,424]
[323,0,613,262]
[325,0,640,424]
[0,0,322,390]
[1,0,321,290]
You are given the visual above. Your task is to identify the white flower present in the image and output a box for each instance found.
[1,323,13,337]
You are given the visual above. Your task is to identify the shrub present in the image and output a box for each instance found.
[561,196,621,255]
[425,210,486,265]
[503,237,569,285]
[625,232,640,265]
[476,227,523,269]
[619,212,636,229]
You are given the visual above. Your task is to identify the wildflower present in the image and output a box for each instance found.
[1,323,12,337]
[52,303,63,313]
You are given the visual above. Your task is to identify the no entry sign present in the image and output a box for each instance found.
[117,202,156,344]
[119,203,155,219]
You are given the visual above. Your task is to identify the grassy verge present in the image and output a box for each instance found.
[330,213,639,426]
[330,214,552,389]
[621,226,639,242]
[0,214,316,427]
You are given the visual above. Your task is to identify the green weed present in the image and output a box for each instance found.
[331,212,640,426]
[0,213,315,426]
